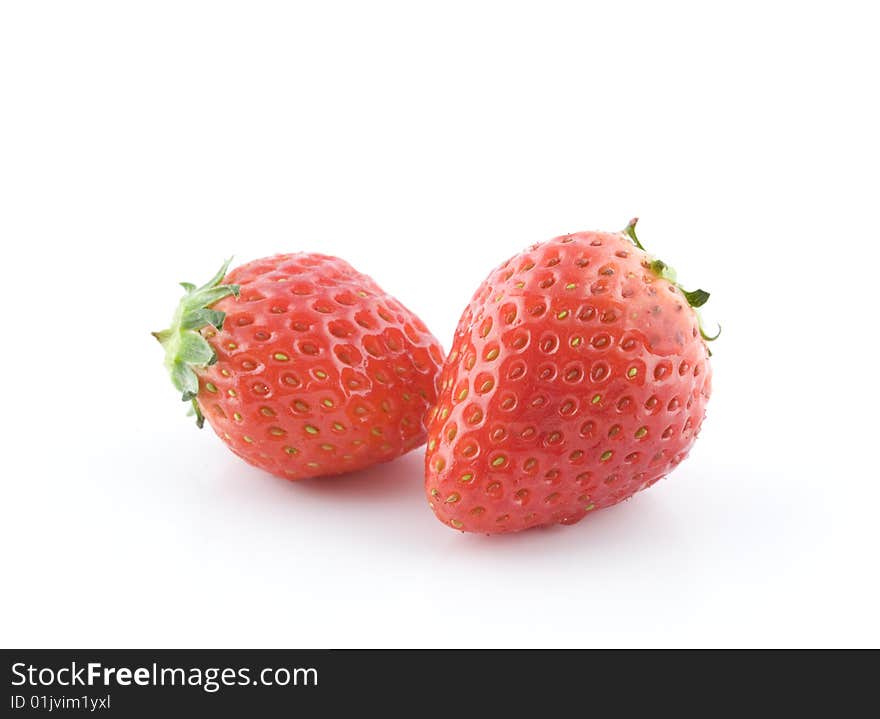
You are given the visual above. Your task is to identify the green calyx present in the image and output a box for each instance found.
[623,218,721,345]
[152,259,240,427]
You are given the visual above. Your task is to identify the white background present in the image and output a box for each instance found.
[1,1,878,648]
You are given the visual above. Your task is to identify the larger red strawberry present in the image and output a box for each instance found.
[155,254,444,480]
[425,219,717,533]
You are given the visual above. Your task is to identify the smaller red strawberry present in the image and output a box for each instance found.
[425,219,717,534]
[154,254,444,481]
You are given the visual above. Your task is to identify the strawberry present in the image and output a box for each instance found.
[154,254,444,480]
[425,219,717,533]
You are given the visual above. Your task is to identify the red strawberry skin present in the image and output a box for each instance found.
[194,254,444,480]
[425,228,713,533]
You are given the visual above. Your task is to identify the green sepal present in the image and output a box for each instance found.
[621,218,720,346]
[171,360,199,398]
[623,217,645,250]
[181,308,227,331]
[683,288,710,308]
[195,285,241,308]
[153,258,240,427]
[200,258,235,292]
[700,322,722,341]
[186,398,206,429]
[178,332,216,365]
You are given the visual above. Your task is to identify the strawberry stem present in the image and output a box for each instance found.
[153,258,240,427]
